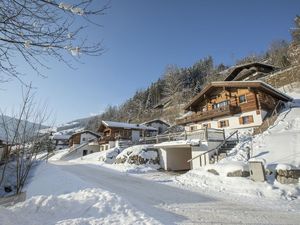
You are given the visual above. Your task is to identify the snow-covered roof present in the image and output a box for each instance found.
[102,121,157,131]
[70,130,101,138]
[52,134,71,140]
[141,119,170,127]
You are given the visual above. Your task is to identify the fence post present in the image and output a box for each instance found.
[236,131,239,142]
[156,135,158,144]
[205,127,208,141]
[184,130,187,140]
[223,129,226,140]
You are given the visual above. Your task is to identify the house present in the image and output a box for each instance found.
[224,62,278,82]
[65,130,101,158]
[69,130,100,147]
[141,119,170,134]
[98,120,157,150]
[176,81,292,131]
[51,133,70,150]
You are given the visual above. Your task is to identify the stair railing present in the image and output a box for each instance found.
[187,130,239,167]
[253,100,285,135]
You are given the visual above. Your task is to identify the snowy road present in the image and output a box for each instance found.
[54,161,300,225]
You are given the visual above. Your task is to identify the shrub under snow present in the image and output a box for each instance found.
[115,145,160,166]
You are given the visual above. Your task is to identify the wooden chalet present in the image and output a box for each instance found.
[98,121,157,150]
[69,130,100,147]
[176,81,292,130]
[224,62,278,81]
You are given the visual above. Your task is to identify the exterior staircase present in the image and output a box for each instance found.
[209,139,239,164]
[188,130,239,167]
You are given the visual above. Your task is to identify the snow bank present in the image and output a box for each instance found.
[0,162,160,225]
[176,168,300,201]
[98,147,122,163]
[116,145,159,164]
[154,139,200,147]
[276,163,294,171]
[206,161,249,177]
[49,149,70,161]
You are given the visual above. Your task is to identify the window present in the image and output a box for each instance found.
[213,100,229,109]
[190,126,197,131]
[202,123,211,129]
[239,115,254,125]
[82,137,86,141]
[239,95,247,104]
[218,120,229,128]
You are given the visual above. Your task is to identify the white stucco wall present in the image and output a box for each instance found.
[80,132,98,144]
[186,110,265,131]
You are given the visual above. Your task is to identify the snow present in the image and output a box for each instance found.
[176,168,300,201]
[102,120,157,131]
[116,145,156,160]
[206,161,249,177]
[84,147,121,164]
[154,139,200,147]
[49,149,70,161]
[251,91,300,167]
[0,162,159,225]
[276,163,294,171]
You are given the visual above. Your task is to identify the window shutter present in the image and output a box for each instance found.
[208,123,211,128]
[217,121,221,128]
[239,117,243,125]
[249,115,254,123]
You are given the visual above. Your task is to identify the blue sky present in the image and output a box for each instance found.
[0,0,299,125]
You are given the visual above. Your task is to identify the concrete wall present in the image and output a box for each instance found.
[158,147,191,171]
[185,110,264,131]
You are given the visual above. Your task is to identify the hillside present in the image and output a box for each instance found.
[0,115,48,142]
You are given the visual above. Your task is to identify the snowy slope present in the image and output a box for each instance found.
[252,90,300,167]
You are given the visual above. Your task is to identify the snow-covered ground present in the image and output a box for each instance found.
[0,162,160,225]
[251,90,300,168]
[67,145,161,174]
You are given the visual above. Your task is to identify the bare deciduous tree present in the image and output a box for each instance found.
[0,85,50,195]
[0,0,109,84]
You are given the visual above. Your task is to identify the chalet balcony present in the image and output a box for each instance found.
[176,105,241,125]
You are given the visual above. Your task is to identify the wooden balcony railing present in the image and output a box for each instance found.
[176,105,240,125]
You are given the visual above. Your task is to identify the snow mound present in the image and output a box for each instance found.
[276,163,294,171]
[98,147,122,163]
[176,168,300,201]
[116,145,159,165]
[0,188,159,225]
[206,161,249,177]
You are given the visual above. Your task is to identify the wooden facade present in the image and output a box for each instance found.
[98,121,157,145]
[69,133,81,146]
[176,81,292,126]
[69,131,100,147]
